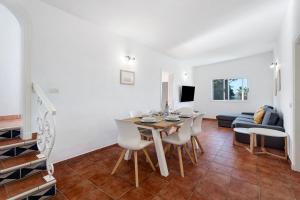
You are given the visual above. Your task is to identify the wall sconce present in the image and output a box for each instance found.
[123,56,136,65]
[270,62,278,69]
[183,72,188,80]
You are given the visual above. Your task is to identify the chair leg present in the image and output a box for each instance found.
[167,144,173,157]
[143,149,156,171]
[184,144,195,164]
[191,137,198,163]
[250,134,254,154]
[260,135,266,153]
[195,136,204,153]
[284,137,288,159]
[177,146,184,177]
[111,149,126,175]
[164,144,171,154]
[134,151,139,187]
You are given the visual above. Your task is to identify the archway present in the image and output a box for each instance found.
[0,0,32,139]
[0,4,21,120]
[294,36,300,171]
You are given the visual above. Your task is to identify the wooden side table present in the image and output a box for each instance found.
[249,128,288,160]
[233,128,255,153]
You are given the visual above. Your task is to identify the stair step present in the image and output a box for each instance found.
[0,130,21,141]
[0,133,37,151]
[0,172,56,200]
[0,152,46,174]
[0,119,21,132]
[0,134,38,160]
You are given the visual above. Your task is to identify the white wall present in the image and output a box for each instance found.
[193,52,274,118]
[274,0,300,171]
[0,4,21,116]
[12,0,192,163]
[295,42,300,171]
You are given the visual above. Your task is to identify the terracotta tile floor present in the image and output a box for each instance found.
[53,120,300,200]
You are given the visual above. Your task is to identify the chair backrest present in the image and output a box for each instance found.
[115,119,141,147]
[192,114,204,134]
[176,107,194,115]
[177,118,193,142]
[129,111,143,118]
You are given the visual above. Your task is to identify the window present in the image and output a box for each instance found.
[212,78,249,101]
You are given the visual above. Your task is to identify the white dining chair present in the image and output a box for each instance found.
[111,120,156,187]
[191,114,205,163]
[162,118,195,177]
[129,110,143,118]
[129,111,153,140]
[176,107,194,115]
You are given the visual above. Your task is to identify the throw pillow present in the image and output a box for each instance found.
[254,107,265,124]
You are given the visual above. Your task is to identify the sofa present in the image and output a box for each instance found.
[231,105,285,150]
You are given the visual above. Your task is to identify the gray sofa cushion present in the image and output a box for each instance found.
[241,112,255,115]
[263,105,274,110]
[277,118,284,127]
[234,118,254,123]
[238,114,254,119]
[216,114,238,121]
[262,109,279,125]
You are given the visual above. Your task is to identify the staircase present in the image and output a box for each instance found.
[0,83,57,200]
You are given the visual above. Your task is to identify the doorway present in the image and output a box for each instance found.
[0,4,22,124]
[161,71,174,111]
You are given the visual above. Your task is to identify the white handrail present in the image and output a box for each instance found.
[32,82,56,182]
[32,82,56,115]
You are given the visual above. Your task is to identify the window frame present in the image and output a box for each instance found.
[211,78,249,102]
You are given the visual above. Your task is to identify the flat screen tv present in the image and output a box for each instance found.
[180,86,195,102]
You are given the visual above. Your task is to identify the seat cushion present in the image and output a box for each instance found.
[238,114,254,119]
[232,119,256,127]
[138,128,153,138]
[235,117,255,123]
[162,133,189,145]
[119,140,153,150]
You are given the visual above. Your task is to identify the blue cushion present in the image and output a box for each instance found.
[263,105,274,110]
[276,118,284,127]
[262,110,279,125]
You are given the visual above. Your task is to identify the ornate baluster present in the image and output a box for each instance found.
[33,83,56,182]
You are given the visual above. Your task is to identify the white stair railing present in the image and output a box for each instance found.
[32,82,56,182]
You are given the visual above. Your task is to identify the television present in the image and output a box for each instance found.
[180,86,195,102]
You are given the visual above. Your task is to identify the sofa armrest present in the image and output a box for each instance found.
[241,112,254,115]
[233,122,285,132]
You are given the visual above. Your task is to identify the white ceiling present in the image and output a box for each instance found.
[41,0,289,66]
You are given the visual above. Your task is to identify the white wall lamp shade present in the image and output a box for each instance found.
[270,62,278,69]
[183,72,188,81]
[122,55,136,65]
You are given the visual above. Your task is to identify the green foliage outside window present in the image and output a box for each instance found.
[213,78,248,101]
